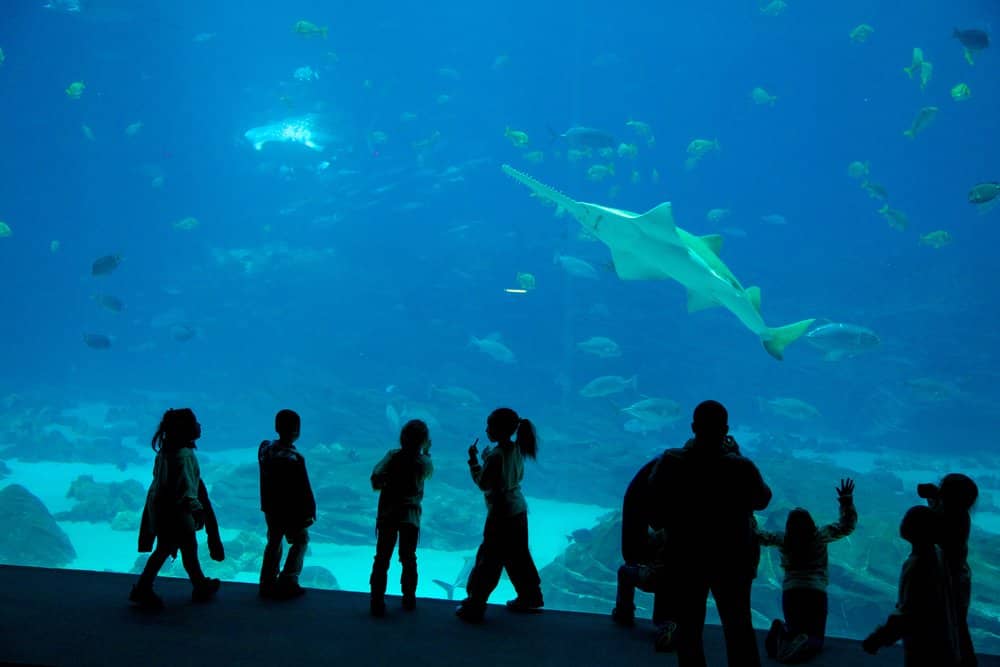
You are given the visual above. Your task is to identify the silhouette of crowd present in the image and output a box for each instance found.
[130,401,980,666]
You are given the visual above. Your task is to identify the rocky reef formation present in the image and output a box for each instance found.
[0,484,76,567]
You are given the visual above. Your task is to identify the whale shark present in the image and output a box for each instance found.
[244,115,326,152]
[501,164,814,360]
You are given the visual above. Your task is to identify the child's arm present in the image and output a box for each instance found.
[178,451,204,516]
[301,460,316,525]
[863,554,920,653]
[821,478,858,542]
[421,453,434,481]
[469,441,500,490]
[370,451,395,491]
[755,527,784,548]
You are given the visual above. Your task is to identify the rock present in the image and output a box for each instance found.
[54,475,146,523]
[0,484,76,567]
[110,510,141,532]
[301,565,339,590]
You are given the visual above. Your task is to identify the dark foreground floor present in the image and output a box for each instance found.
[1,566,997,667]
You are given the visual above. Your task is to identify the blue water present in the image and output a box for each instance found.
[1,0,998,650]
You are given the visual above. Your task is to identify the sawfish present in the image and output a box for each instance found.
[244,114,327,152]
[501,164,814,360]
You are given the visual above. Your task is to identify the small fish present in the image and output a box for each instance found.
[805,323,880,361]
[516,272,536,290]
[953,28,989,64]
[919,230,952,249]
[750,86,777,106]
[170,324,196,342]
[903,106,938,139]
[91,254,122,276]
[760,214,787,225]
[759,0,787,16]
[878,205,909,231]
[91,294,124,313]
[173,216,199,231]
[65,81,85,99]
[430,384,481,406]
[504,127,529,147]
[706,208,731,223]
[759,397,821,420]
[950,83,971,102]
[861,180,888,201]
[552,126,617,151]
[968,182,1000,205]
[849,24,874,44]
[0,222,10,238]
[847,161,870,180]
[293,20,328,38]
[621,397,681,425]
[83,333,112,349]
[579,375,637,398]
[124,121,143,137]
[554,254,598,279]
[576,336,621,358]
[469,334,516,364]
[586,164,614,181]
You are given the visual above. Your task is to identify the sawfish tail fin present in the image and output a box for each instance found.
[762,318,815,360]
[432,579,456,600]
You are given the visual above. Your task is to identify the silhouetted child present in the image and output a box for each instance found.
[258,409,316,599]
[863,505,960,667]
[369,419,434,617]
[130,408,220,609]
[456,408,543,622]
[919,473,979,666]
[757,478,858,663]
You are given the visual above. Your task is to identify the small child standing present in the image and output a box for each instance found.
[918,473,979,666]
[130,408,220,609]
[863,505,961,667]
[757,478,857,663]
[456,407,543,623]
[259,409,316,599]
[369,419,434,617]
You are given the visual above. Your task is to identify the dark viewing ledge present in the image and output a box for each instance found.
[1,565,997,666]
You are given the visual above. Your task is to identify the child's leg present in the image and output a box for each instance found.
[370,524,399,601]
[260,516,284,586]
[613,564,641,618]
[398,524,419,602]
[280,527,309,583]
[463,516,506,609]
[136,542,176,589]
[780,588,826,661]
[502,512,542,602]
[176,530,206,584]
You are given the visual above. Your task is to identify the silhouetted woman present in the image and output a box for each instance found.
[456,407,542,622]
[130,408,220,609]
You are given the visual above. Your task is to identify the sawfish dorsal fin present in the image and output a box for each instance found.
[746,286,762,314]
[700,234,723,255]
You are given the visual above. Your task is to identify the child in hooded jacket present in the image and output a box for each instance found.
[369,419,434,616]
[130,408,220,609]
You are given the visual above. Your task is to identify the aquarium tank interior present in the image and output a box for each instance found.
[1,0,998,652]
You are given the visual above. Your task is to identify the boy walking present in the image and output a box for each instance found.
[259,409,316,599]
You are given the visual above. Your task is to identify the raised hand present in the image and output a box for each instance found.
[468,438,479,462]
[837,478,855,497]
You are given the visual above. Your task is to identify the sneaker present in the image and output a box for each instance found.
[402,594,416,611]
[455,601,485,623]
[191,578,220,602]
[505,596,544,613]
[654,621,678,653]
[129,584,164,610]
[276,579,306,599]
[778,633,810,663]
[370,597,386,618]
[765,619,784,659]
[611,607,635,627]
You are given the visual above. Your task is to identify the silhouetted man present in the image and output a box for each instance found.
[647,400,772,667]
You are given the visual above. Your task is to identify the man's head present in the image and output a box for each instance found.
[275,409,301,442]
[691,400,729,442]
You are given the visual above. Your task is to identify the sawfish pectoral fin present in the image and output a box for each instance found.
[762,318,815,360]
[686,289,718,313]
[700,234,723,255]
